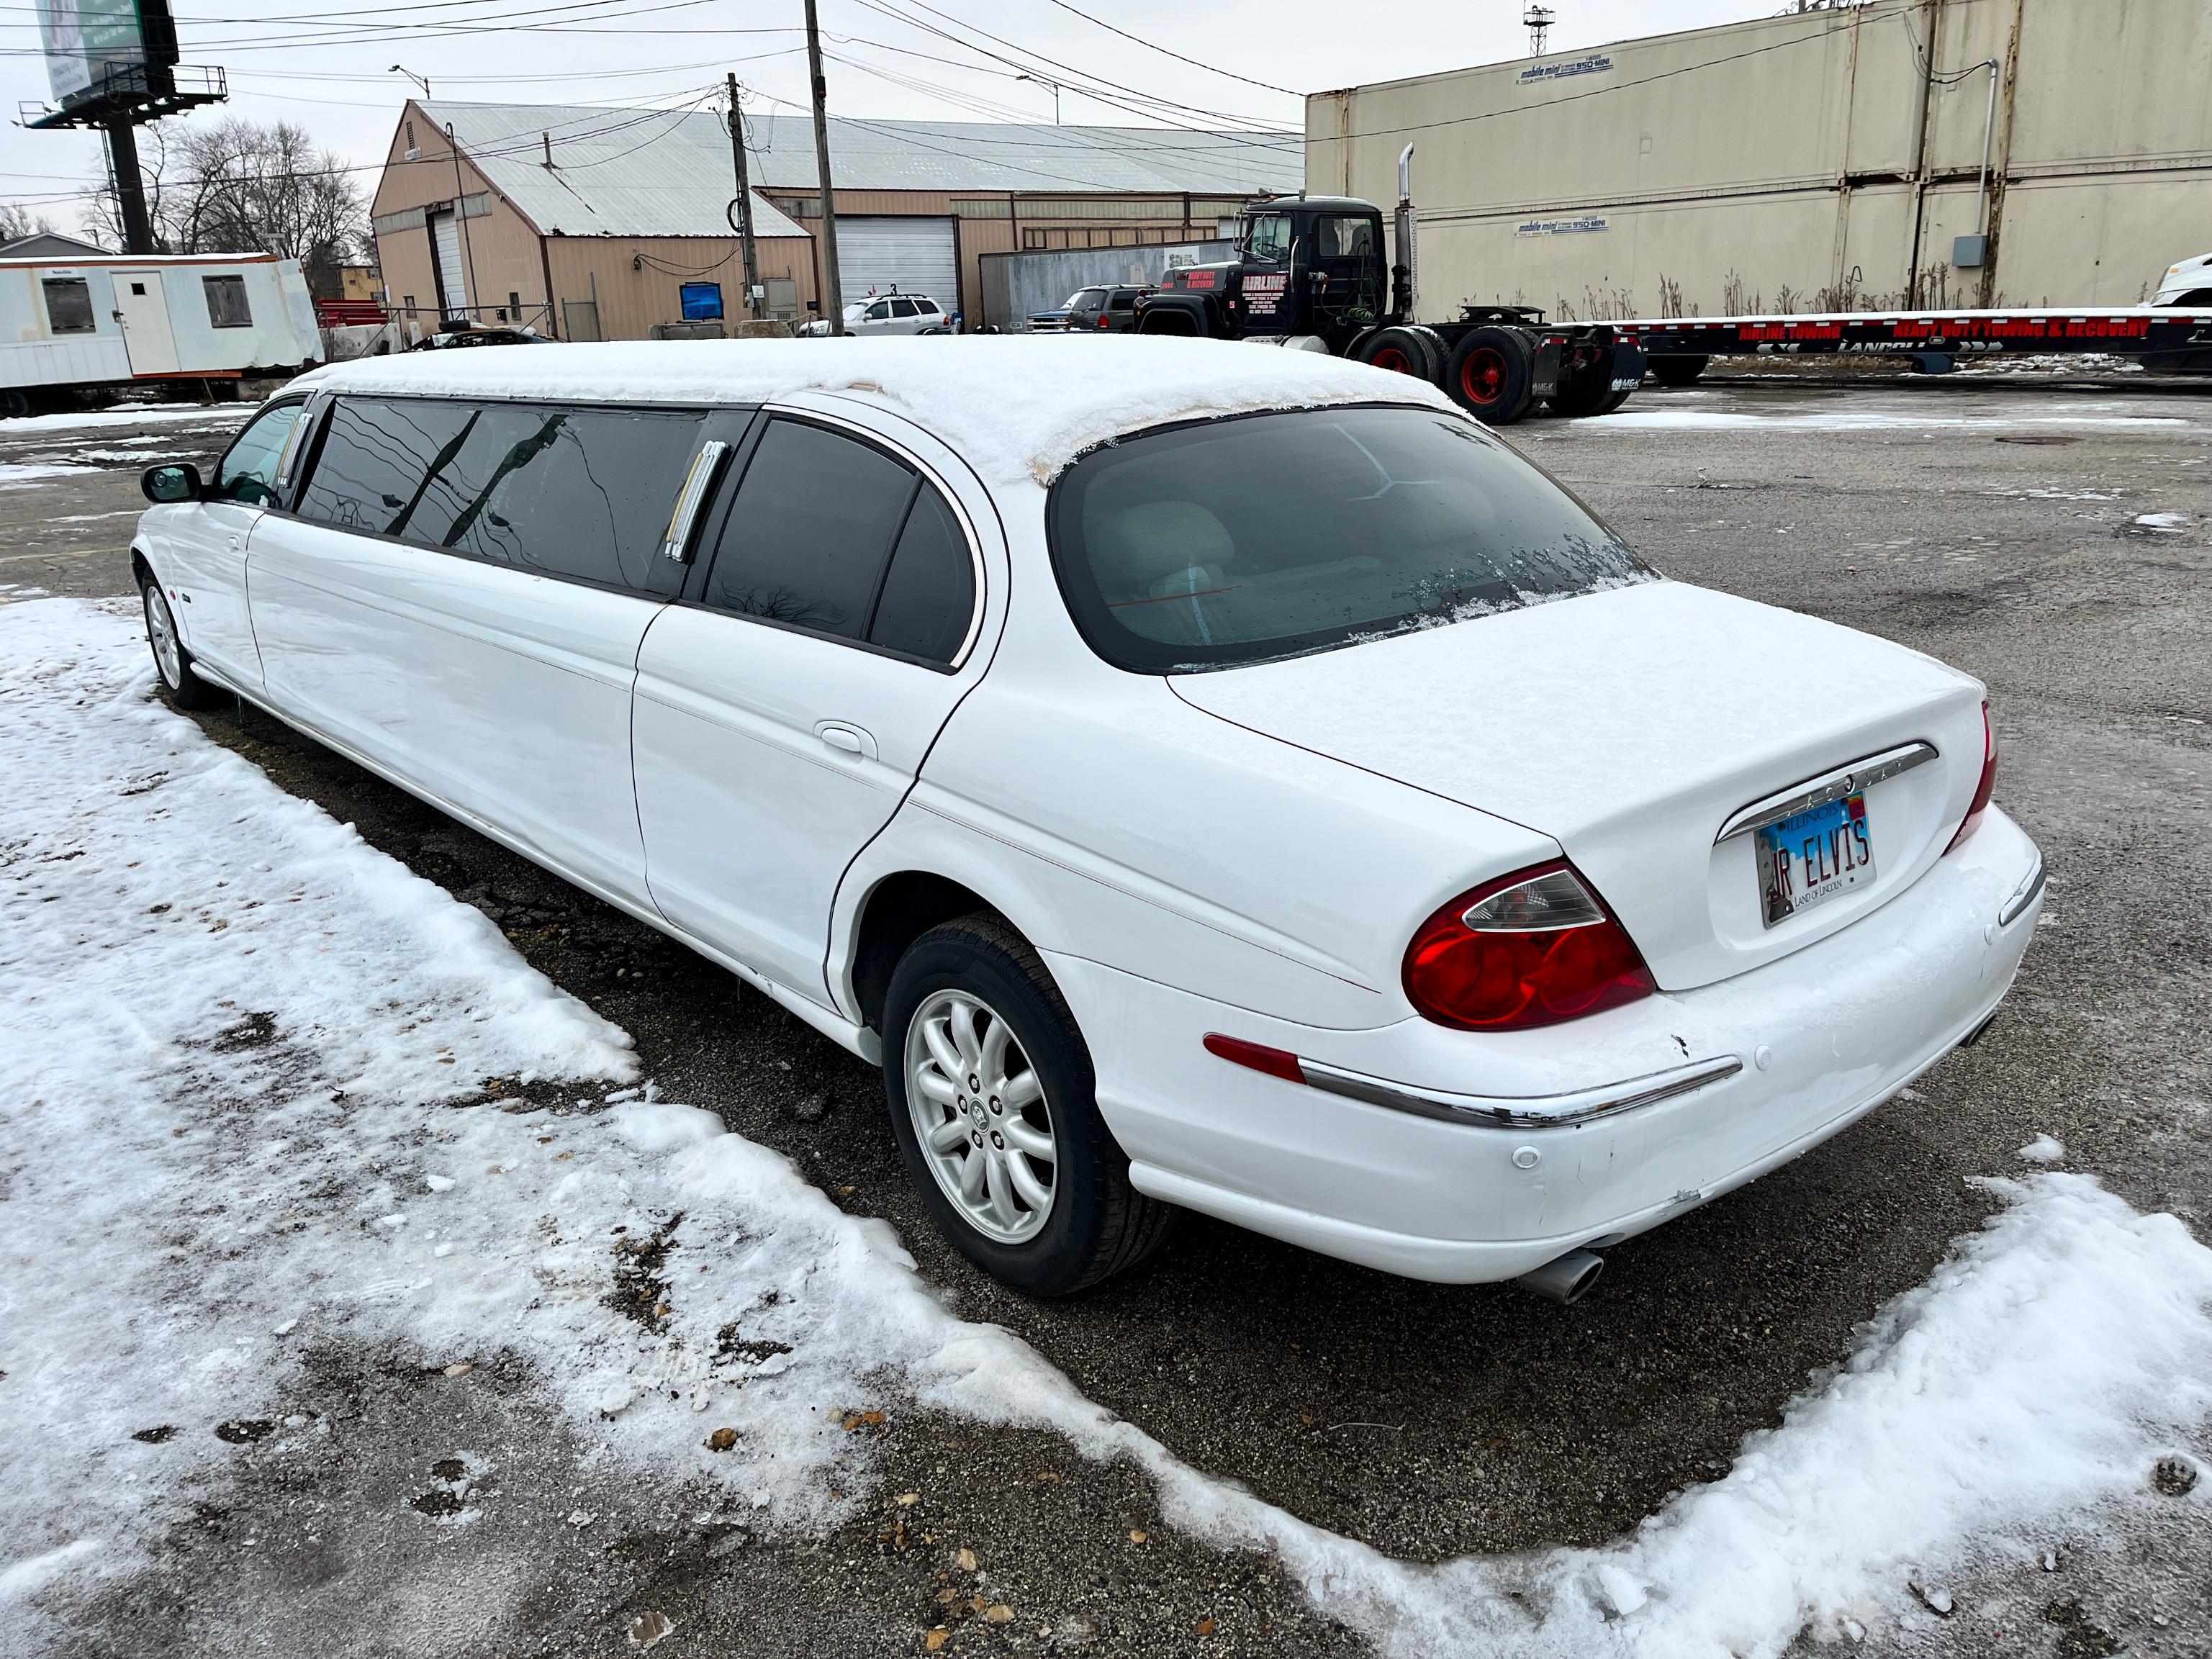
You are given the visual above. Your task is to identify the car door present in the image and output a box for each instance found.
[253,392,723,908]
[633,402,1000,1006]
[152,397,307,687]
[850,298,893,336]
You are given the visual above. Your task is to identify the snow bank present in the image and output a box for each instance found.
[292,336,1458,487]
[1599,406,2192,433]
[0,403,258,435]
[0,461,96,488]
[4,595,2208,1659]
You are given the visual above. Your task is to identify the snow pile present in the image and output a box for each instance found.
[293,335,1458,487]
[1603,406,2191,433]
[0,461,97,488]
[0,403,258,435]
[4,595,2209,1658]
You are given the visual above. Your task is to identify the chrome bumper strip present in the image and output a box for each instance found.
[1296,1054,1746,1130]
[1715,741,1938,844]
[1999,850,2046,928]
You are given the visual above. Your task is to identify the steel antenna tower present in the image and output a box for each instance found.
[1524,5,1554,57]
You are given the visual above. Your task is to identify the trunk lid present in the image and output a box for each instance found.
[1170,580,1986,990]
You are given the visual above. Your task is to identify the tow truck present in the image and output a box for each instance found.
[1135,147,1646,427]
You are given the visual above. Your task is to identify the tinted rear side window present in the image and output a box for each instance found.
[869,486,974,664]
[297,397,700,593]
[700,418,916,639]
[1047,404,1653,673]
[403,403,701,592]
[297,397,475,535]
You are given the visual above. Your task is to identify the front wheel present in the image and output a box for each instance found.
[882,914,1173,1296]
[140,575,222,710]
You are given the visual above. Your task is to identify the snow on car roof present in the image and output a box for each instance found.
[291,337,1457,487]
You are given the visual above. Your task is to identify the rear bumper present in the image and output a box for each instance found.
[1050,806,2044,1283]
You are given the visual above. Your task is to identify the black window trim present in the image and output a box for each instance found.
[286,389,728,604]
[202,272,254,330]
[681,403,987,675]
[40,275,96,335]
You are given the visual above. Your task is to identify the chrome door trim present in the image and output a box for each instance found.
[1297,1053,1745,1129]
[660,438,730,563]
[1715,741,1939,844]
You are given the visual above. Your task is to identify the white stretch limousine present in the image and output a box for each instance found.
[131,339,2044,1303]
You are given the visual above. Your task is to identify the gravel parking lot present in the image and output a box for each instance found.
[4,371,2208,1659]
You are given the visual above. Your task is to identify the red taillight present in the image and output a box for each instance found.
[1096,312,1111,329]
[1946,702,1997,852]
[1401,862,1654,1032]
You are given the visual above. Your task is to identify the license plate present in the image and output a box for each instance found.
[1758,794,1875,927]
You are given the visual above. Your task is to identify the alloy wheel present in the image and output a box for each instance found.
[903,988,1057,1244]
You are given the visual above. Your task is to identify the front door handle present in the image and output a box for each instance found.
[816,721,876,760]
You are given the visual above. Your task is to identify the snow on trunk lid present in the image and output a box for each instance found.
[1170,580,1988,990]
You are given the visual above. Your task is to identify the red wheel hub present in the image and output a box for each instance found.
[1371,346,1414,375]
[1459,345,1508,406]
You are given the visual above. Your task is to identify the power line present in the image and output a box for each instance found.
[1037,0,1301,98]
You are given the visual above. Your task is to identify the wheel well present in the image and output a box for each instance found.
[1138,309,1198,336]
[849,872,1002,1035]
[130,548,153,588]
[2171,287,2212,307]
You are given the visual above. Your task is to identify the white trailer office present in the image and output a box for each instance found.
[0,251,318,406]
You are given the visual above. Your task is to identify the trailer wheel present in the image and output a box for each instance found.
[1543,354,1621,418]
[1445,327,1537,425]
[1649,354,1708,387]
[1354,325,1441,383]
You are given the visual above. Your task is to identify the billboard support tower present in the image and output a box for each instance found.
[21,0,226,253]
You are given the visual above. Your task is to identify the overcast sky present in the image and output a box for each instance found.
[1,0,1779,236]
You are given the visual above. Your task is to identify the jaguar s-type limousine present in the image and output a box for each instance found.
[131,338,2044,1302]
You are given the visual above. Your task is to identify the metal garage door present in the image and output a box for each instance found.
[836,217,959,317]
[429,210,469,317]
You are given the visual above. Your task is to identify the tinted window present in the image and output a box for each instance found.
[297,397,476,535]
[398,403,701,592]
[916,299,940,315]
[700,419,916,639]
[42,277,94,334]
[1108,291,1137,311]
[864,300,892,320]
[213,402,305,506]
[1049,405,1653,673]
[890,298,918,318]
[204,274,252,328]
[870,487,974,664]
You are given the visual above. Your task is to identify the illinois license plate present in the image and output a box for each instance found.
[1758,794,1875,927]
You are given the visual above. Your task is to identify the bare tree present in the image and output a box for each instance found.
[0,203,60,241]
[82,116,366,296]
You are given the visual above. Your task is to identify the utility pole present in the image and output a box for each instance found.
[725,73,762,320]
[803,0,844,335]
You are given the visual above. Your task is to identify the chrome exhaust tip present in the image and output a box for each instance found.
[1516,1248,1605,1306]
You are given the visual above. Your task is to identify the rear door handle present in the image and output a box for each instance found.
[816,721,876,760]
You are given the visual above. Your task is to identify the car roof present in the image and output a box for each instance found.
[292,337,1456,489]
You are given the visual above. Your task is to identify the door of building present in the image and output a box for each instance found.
[836,217,960,318]
[428,210,469,319]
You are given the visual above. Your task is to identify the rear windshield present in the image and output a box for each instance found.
[1047,404,1653,673]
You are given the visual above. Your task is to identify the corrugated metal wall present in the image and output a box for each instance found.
[1306,0,2212,318]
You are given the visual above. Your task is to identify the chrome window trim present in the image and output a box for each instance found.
[759,398,988,671]
[1296,1053,1744,1130]
[1715,741,1939,844]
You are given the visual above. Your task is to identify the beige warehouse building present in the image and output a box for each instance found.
[371,101,1295,339]
[1306,0,2212,321]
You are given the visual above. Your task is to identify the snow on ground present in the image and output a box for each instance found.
[3,595,2209,1658]
[0,461,97,489]
[0,403,258,435]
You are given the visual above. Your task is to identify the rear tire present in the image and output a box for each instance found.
[140,575,222,710]
[1445,327,1538,425]
[882,914,1173,1297]
[1649,353,1708,387]
[1353,325,1442,384]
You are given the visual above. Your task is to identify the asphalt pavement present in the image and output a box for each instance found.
[6,369,2208,1658]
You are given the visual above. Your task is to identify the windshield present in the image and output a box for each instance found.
[1047,404,1653,673]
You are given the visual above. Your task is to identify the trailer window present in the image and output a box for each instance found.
[41,278,94,335]
[203,274,252,329]
[1048,404,1653,673]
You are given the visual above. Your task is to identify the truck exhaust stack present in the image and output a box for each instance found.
[1394,143,1419,320]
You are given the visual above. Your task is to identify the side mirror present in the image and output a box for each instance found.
[141,463,203,505]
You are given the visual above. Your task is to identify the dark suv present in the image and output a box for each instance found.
[1032,284,1151,333]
